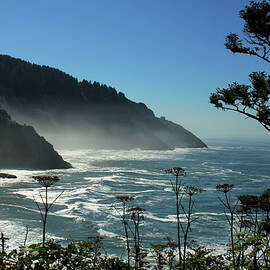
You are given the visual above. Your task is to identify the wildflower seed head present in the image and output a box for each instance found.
[216,183,234,193]
[128,206,145,213]
[116,196,134,203]
[238,195,260,208]
[165,167,186,176]
[183,185,202,196]
[33,176,60,187]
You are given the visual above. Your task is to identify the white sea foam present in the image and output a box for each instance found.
[1,143,268,257]
[0,169,37,186]
[0,203,39,215]
[193,212,225,216]
[0,220,63,250]
[144,213,186,223]
[97,229,119,239]
[60,147,201,164]
[250,178,262,183]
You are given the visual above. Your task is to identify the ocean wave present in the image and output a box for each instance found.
[60,148,202,163]
[0,142,268,257]
[97,229,119,239]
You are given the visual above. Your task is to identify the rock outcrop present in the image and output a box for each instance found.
[0,173,17,178]
[0,108,71,169]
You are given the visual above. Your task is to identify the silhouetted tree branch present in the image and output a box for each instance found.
[210,72,270,131]
[210,1,270,131]
[225,1,270,63]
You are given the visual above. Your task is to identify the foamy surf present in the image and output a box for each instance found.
[0,141,268,257]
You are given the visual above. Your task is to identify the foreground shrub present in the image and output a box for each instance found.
[0,239,129,269]
[185,242,226,270]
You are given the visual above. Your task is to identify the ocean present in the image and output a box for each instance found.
[0,139,269,257]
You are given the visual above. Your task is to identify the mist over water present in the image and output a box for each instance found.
[0,140,269,255]
[4,103,206,150]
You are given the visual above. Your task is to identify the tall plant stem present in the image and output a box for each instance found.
[183,195,192,270]
[225,193,236,270]
[123,202,131,269]
[175,175,182,266]
[43,186,49,246]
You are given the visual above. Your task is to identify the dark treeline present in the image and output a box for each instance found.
[0,54,127,104]
[0,54,206,150]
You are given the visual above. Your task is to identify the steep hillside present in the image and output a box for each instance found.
[0,55,206,149]
[0,108,71,169]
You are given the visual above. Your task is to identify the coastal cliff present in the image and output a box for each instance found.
[0,108,71,169]
[0,55,206,150]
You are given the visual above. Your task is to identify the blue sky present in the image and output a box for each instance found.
[1,0,269,140]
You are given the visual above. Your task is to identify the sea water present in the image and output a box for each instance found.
[0,139,269,256]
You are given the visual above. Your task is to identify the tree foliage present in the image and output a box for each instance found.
[210,0,270,131]
[225,1,270,63]
[0,55,123,104]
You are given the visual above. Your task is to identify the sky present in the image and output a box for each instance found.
[1,0,269,140]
